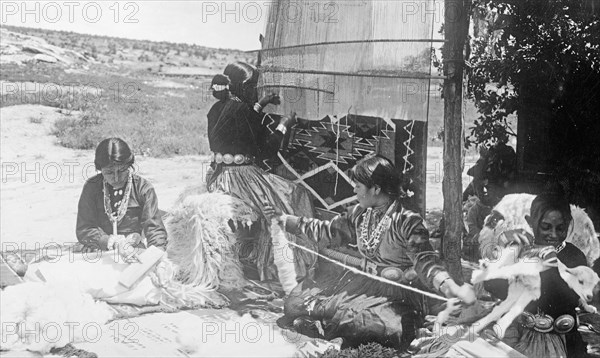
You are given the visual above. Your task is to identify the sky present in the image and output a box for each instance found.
[0,1,269,50]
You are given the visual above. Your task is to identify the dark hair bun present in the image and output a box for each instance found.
[211,74,231,101]
[351,155,404,199]
[211,74,230,86]
[94,137,134,171]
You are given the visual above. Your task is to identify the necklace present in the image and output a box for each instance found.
[103,171,133,234]
[556,241,566,253]
[359,200,397,257]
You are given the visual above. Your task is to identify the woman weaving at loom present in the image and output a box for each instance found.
[76,138,168,259]
[206,61,317,290]
[263,155,476,351]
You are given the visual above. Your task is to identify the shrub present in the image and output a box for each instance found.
[318,342,400,358]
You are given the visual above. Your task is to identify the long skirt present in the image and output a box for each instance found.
[503,320,587,358]
[411,308,588,358]
[282,260,426,351]
[207,163,317,283]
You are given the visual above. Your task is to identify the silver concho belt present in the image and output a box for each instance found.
[211,152,255,165]
[520,312,576,334]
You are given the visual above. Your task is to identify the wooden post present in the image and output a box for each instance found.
[442,0,470,283]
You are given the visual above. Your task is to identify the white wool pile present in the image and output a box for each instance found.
[270,219,298,295]
[0,282,114,354]
[150,257,230,308]
[478,193,536,254]
[173,183,207,207]
[478,193,599,266]
[166,191,258,291]
[175,313,297,357]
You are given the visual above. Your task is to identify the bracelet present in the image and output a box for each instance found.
[439,277,453,292]
[432,271,451,291]
[253,103,263,113]
[276,123,287,135]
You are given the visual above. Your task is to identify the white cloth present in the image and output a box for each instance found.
[24,251,162,305]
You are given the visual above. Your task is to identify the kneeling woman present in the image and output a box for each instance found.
[264,155,476,351]
[76,138,168,257]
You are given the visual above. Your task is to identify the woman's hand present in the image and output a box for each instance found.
[278,112,297,133]
[115,240,141,263]
[111,234,141,263]
[442,279,477,305]
[205,166,215,185]
[262,202,285,225]
[258,93,281,107]
[454,283,477,305]
[499,229,533,247]
[126,233,142,246]
[107,234,126,250]
[436,298,462,326]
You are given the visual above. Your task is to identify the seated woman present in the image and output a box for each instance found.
[483,192,589,358]
[205,62,317,290]
[264,155,476,351]
[76,138,168,259]
[463,178,506,261]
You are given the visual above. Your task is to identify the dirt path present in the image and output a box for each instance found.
[0,104,208,250]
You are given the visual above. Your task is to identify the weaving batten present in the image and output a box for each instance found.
[259,67,447,80]
[285,240,449,302]
[248,38,448,53]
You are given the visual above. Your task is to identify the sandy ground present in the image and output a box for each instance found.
[0,104,474,250]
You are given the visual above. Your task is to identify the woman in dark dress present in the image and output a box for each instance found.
[485,193,589,358]
[76,138,167,259]
[264,155,477,351]
[206,62,317,291]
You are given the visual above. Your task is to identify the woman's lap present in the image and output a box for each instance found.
[284,269,424,350]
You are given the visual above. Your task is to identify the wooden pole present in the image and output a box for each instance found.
[442,0,470,283]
